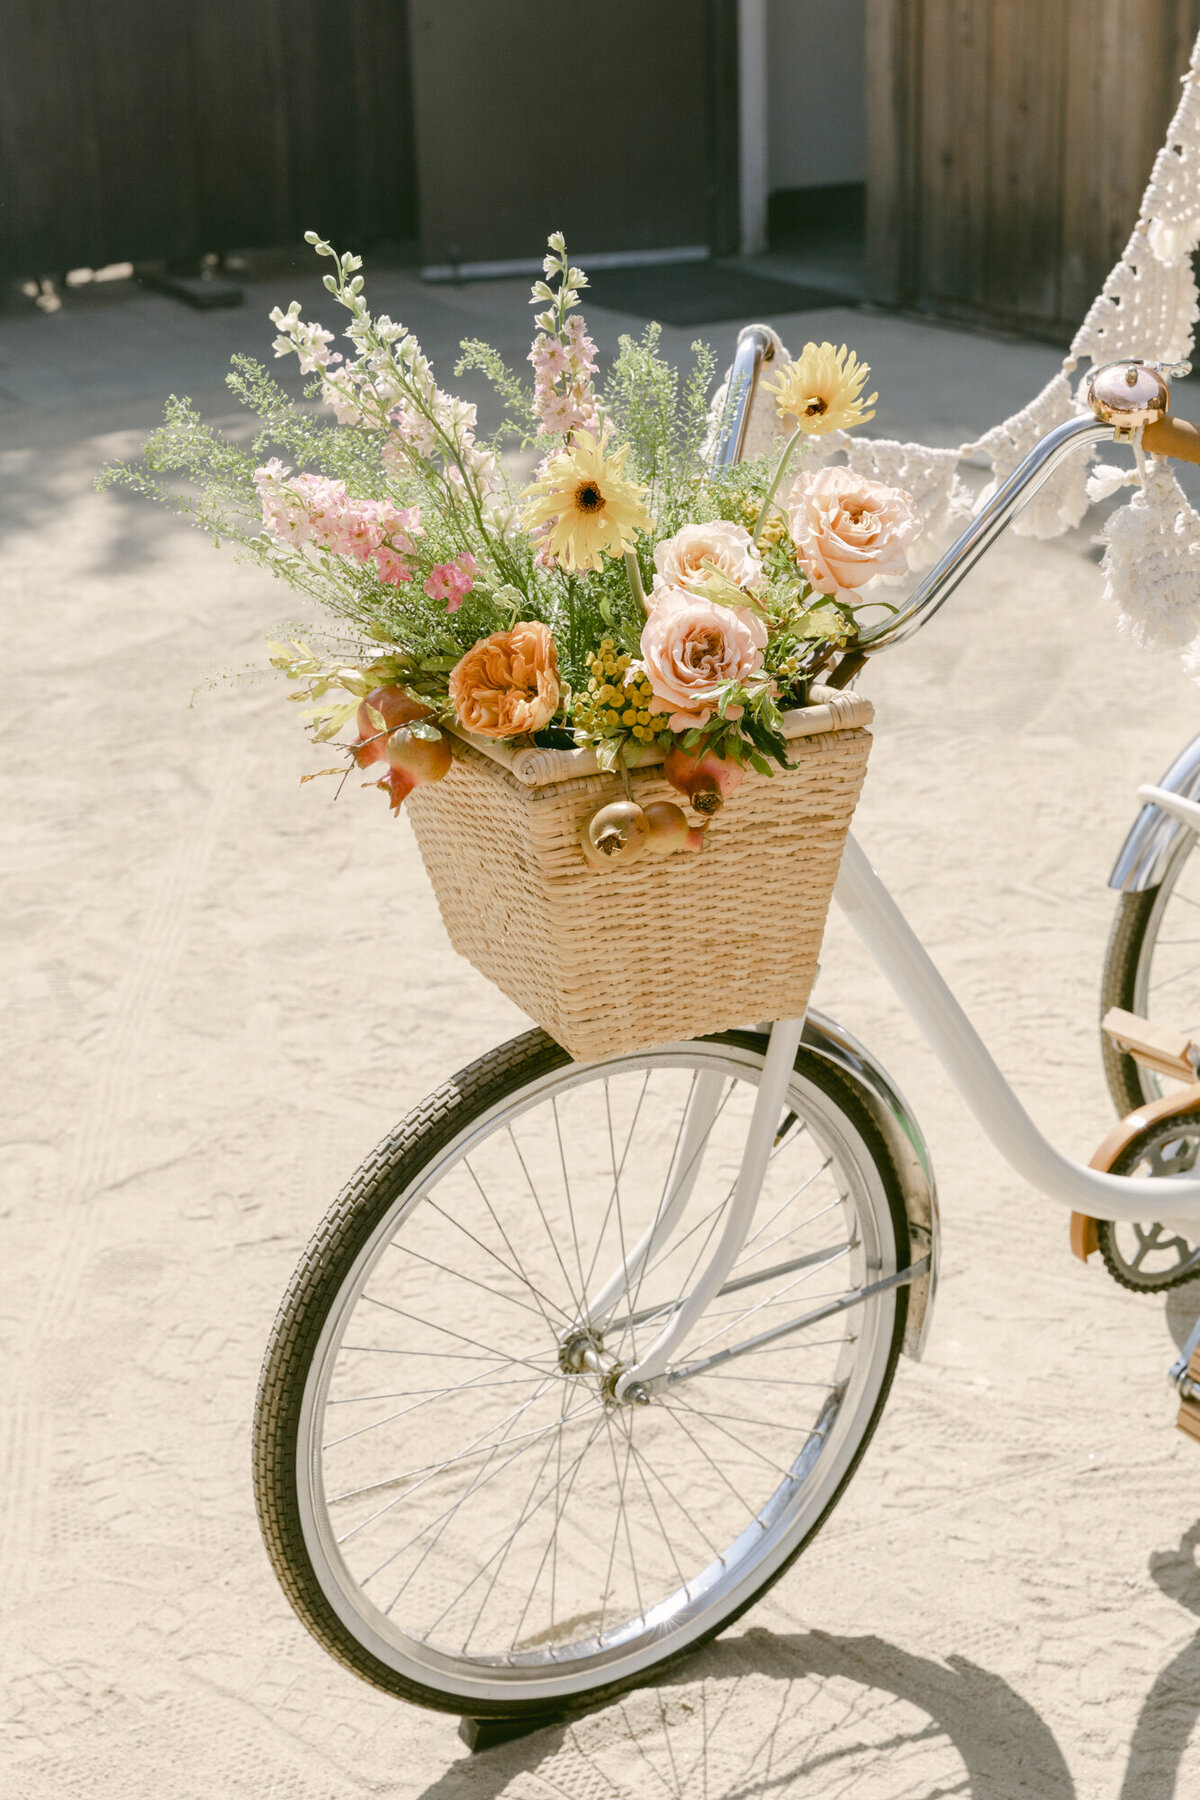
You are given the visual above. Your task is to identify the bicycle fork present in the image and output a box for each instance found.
[562,1016,928,1403]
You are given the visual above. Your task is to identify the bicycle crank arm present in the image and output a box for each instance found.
[633,1257,931,1397]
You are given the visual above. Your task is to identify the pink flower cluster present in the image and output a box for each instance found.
[254,461,422,586]
[529,314,599,437]
[382,393,498,497]
[423,553,478,613]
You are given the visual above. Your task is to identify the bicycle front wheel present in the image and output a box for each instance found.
[253,1029,910,1717]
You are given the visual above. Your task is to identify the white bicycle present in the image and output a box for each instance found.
[252,350,1200,1729]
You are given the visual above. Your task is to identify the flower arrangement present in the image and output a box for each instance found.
[103,232,921,860]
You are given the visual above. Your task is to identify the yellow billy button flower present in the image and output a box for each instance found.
[763,341,877,436]
[573,639,671,743]
[521,429,654,571]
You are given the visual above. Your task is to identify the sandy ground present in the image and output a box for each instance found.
[5,268,1200,1799]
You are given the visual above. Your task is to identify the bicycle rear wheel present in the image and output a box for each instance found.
[1102,827,1200,1112]
[253,1028,910,1716]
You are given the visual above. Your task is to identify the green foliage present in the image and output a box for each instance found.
[98,233,884,762]
[454,340,538,447]
[604,325,718,514]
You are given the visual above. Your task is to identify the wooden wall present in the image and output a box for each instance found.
[866,0,1200,337]
[0,1,417,283]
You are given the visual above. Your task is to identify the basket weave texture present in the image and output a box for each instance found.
[407,685,872,1060]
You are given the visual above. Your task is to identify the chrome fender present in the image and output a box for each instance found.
[802,1009,939,1361]
[1109,731,1200,893]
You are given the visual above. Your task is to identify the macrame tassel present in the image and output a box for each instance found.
[1097,463,1200,653]
[1086,464,1135,504]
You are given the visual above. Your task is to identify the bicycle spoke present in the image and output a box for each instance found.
[357,1291,554,1379]
[579,1070,653,1306]
[662,1391,798,1481]
[615,1413,692,1600]
[731,1170,837,1267]
[504,1125,583,1315]
[421,1185,574,1333]
[378,1238,560,1327]
[551,1094,590,1310]
[381,1392,607,1617]
[323,1362,557,1447]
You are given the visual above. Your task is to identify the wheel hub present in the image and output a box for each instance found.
[557,1329,650,1406]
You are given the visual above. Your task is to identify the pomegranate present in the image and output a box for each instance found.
[642,800,696,856]
[384,724,452,786]
[351,685,431,768]
[375,772,415,813]
[662,742,745,816]
[583,800,650,867]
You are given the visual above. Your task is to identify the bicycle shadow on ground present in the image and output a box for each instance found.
[1114,1291,1200,1798]
[419,1626,1075,1800]
[1165,1286,1200,1355]
[1117,1517,1200,1800]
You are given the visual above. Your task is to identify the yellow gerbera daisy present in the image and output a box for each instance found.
[521,430,654,571]
[763,341,877,435]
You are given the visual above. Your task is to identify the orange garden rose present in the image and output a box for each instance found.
[449,621,561,738]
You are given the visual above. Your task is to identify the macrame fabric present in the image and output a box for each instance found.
[728,31,1200,672]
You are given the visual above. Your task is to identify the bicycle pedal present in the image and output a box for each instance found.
[1101,1007,1200,1083]
[1171,1317,1200,1443]
[1178,1352,1200,1443]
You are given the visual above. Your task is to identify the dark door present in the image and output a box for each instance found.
[408,0,739,273]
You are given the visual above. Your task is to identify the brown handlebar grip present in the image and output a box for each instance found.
[1143,414,1200,463]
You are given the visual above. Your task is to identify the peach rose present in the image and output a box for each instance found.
[449,621,560,738]
[638,588,767,731]
[786,467,921,601]
[652,520,762,597]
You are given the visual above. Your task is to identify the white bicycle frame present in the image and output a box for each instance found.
[600,388,1200,1401]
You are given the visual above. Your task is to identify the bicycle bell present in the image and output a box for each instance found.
[1087,360,1172,436]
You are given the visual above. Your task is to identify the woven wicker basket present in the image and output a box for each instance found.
[406,684,872,1060]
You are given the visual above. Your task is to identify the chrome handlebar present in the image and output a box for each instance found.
[854,414,1110,652]
[710,334,1182,660]
[709,324,777,468]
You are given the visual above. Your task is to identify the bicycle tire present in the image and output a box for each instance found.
[252,1027,911,1717]
[1101,887,1163,1114]
[1101,827,1199,1114]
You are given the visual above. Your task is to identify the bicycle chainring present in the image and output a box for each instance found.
[1099,1118,1200,1293]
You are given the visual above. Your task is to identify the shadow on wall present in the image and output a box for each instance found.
[415,1627,1077,1799]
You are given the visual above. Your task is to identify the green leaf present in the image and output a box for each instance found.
[595,736,626,772]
